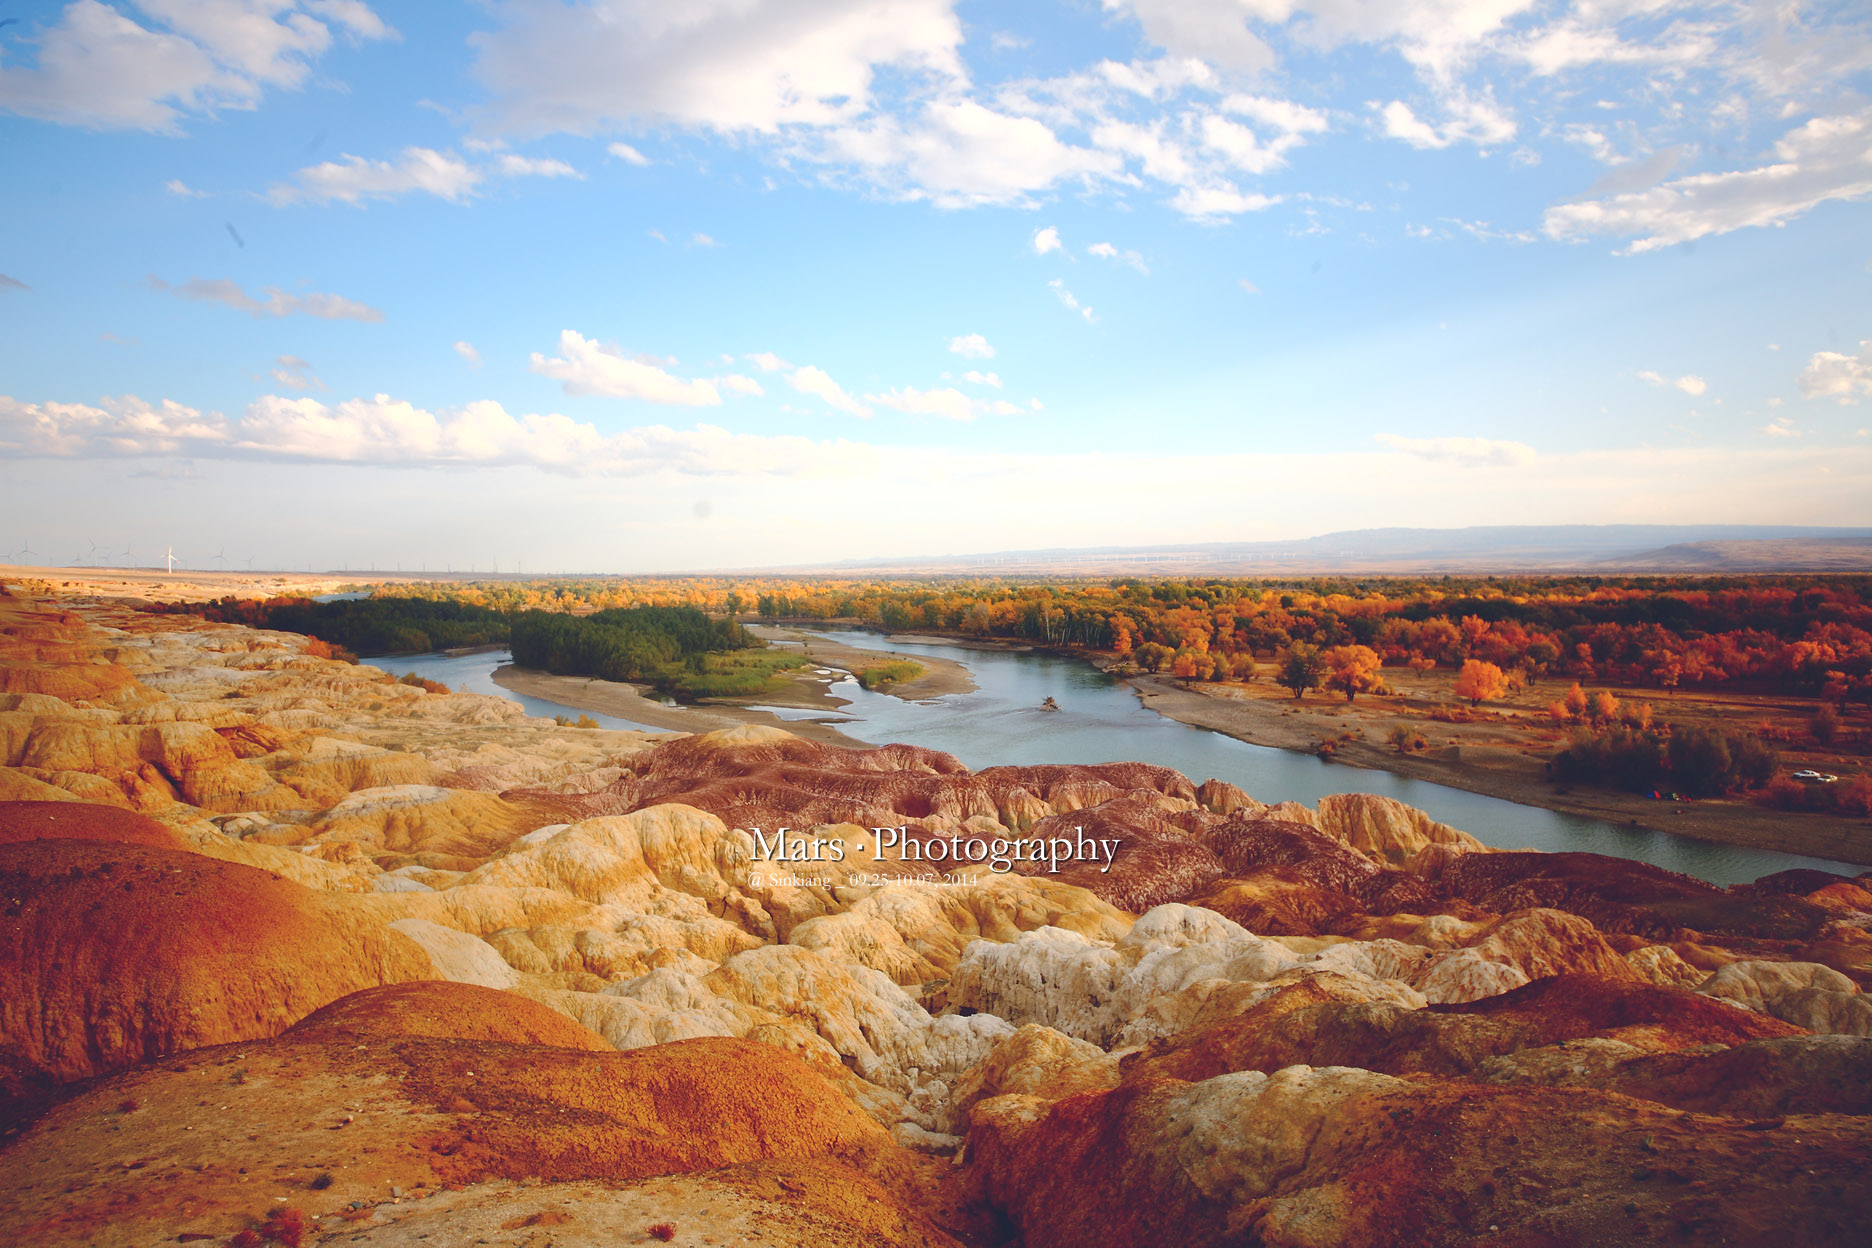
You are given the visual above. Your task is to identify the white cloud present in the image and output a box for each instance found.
[473,0,964,136]
[1109,0,1277,74]
[453,341,482,367]
[268,144,583,205]
[1238,278,1260,294]
[867,385,975,422]
[962,370,1002,388]
[787,364,872,417]
[437,0,1872,227]
[1088,241,1149,274]
[825,102,1120,207]
[1760,417,1800,437]
[691,231,720,246]
[0,0,391,132]
[269,147,482,204]
[164,178,209,197]
[1222,92,1328,138]
[1637,370,1709,396]
[0,392,230,456]
[947,333,995,359]
[607,141,650,165]
[1031,226,1062,255]
[1,391,875,477]
[495,153,581,179]
[1799,339,1872,402]
[719,374,764,396]
[1170,185,1280,220]
[867,384,1031,421]
[1545,109,1872,253]
[1048,279,1095,322]
[530,330,725,406]
[1378,90,1516,151]
[745,351,792,373]
[13,391,1872,566]
[270,354,320,391]
[1375,433,1537,467]
[147,275,383,321]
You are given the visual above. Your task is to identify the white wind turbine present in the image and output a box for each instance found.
[166,546,177,573]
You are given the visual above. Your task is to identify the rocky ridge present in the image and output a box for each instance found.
[0,588,1869,1246]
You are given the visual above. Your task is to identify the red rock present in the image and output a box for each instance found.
[0,839,435,1090]
[0,800,189,850]
[967,1066,1872,1248]
[287,981,612,1050]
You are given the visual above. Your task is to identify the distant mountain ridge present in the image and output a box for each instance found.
[769,525,1872,576]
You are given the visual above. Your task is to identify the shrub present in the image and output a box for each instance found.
[302,636,358,664]
[1552,722,1777,797]
[1810,704,1840,745]
[398,671,449,694]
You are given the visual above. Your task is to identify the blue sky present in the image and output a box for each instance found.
[2,0,1870,572]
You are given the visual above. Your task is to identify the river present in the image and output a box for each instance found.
[373,635,1862,887]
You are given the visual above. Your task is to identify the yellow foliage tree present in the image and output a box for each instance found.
[1454,658,1509,706]
[1324,644,1383,702]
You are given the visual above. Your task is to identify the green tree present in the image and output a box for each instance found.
[1277,644,1326,700]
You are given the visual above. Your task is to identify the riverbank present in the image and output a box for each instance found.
[745,625,977,699]
[490,666,870,747]
[1125,673,1872,868]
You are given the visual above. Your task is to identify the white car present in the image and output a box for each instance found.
[1791,769,1839,783]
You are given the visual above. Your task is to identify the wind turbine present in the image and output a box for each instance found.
[211,546,227,570]
[165,546,177,573]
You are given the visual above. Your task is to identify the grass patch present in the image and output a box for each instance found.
[661,650,809,699]
[858,659,925,690]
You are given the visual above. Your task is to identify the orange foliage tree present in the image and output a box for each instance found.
[1324,644,1383,702]
[1454,659,1509,706]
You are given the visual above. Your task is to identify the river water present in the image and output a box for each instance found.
[373,635,1862,887]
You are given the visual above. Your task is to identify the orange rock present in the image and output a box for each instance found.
[0,1031,945,1248]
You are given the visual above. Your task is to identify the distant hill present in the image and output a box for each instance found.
[769,525,1872,576]
[1608,537,1872,572]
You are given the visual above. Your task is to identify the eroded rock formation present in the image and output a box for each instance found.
[0,588,1868,1247]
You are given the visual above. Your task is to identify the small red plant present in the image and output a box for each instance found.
[649,1224,677,1242]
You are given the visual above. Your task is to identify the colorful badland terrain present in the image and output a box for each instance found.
[2,584,1871,1247]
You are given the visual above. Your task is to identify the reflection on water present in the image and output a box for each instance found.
[791,630,1862,888]
[371,637,1861,887]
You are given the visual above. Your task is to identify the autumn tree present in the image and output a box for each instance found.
[1324,644,1383,702]
[1134,642,1174,673]
[1277,644,1327,700]
[1454,658,1509,706]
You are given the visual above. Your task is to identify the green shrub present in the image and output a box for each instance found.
[1551,722,1777,796]
[858,660,924,689]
